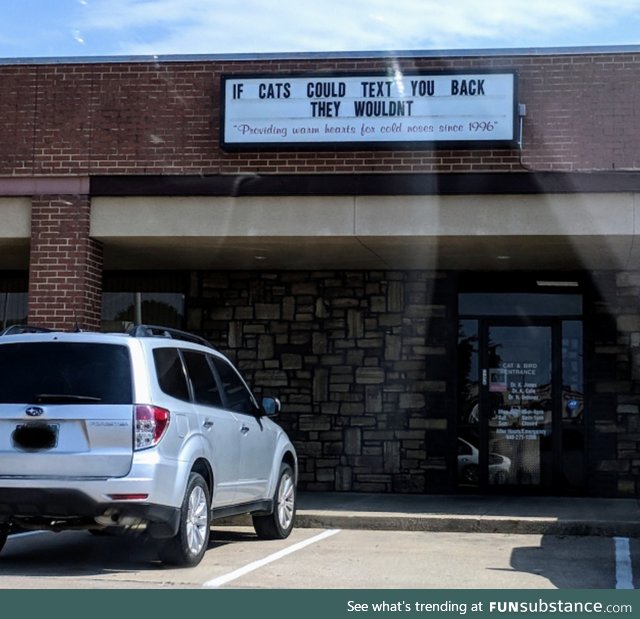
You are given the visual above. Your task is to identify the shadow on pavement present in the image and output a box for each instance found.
[0,527,258,577]
[508,534,616,589]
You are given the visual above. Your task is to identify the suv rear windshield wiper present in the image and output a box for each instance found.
[33,394,103,404]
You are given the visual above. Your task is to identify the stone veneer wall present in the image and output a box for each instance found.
[591,271,640,497]
[188,268,640,497]
[191,270,456,494]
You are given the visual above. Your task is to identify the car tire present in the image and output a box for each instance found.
[253,463,296,540]
[461,464,479,484]
[0,525,8,554]
[159,472,210,567]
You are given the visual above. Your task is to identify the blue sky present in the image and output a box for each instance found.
[0,0,639,59]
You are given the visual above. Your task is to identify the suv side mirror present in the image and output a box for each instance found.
[261,397,281,417]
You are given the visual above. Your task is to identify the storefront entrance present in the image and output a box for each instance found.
[457,291,585,494]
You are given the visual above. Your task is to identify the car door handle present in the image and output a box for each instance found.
[203,419,214,429]
[240,424,250,435]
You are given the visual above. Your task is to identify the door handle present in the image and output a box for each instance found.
[203,419,214,429]
[240,424,250,435]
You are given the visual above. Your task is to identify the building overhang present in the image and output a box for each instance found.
[3,172,640,272]
[91,187,640,271]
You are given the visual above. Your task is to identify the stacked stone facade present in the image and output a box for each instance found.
[183,268,640,498]
[590,271,640,496]
[191,270,454,493]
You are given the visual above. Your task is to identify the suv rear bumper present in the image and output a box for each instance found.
[0,487,180,537]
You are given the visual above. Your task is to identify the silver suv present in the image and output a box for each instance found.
[0,325,297,566]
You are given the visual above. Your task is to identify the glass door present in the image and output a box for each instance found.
[457,291,584,494]
[484,324,553,488]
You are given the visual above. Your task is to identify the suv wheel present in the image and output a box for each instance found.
[0,525,8,555]
[253,463,296,539]
[159,472,210,566]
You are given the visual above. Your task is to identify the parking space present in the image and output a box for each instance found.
[0,527,319,588]
[202,529,621,589]
[0,526,636,589]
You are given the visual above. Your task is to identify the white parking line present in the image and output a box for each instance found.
[614,537,634,589]
[203,528,341,588]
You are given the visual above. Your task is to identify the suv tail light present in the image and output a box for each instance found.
[134,405,170,450]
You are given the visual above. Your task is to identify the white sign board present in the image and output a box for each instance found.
[221,72,517,149]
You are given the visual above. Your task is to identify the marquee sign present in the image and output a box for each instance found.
[221,71,517,150]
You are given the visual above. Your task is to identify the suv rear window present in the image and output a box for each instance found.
[0,342,133,404]
[153,347,190,402]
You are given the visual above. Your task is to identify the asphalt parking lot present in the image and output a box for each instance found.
[0,525,637,589]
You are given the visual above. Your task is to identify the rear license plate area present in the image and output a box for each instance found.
[12,423,59,450]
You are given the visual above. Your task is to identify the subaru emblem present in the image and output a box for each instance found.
[25,406,44,417]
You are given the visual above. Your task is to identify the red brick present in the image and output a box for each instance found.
[27,195,103,331]
[1,51,639,176]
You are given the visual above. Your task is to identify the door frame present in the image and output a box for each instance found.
[476,317,560,493]
[456,300,586,495]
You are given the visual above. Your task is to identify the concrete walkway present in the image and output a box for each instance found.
[295,492,640,537]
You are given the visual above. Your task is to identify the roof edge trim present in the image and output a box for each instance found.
[1,44,640,66]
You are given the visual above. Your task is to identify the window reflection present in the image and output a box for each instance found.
[0,292,28,330]
[562,320,584,422]
[457,320,479,425]
[101,292,185,332]
[457,320,480,487]
[561,320,585,489]
[487,326,552,486]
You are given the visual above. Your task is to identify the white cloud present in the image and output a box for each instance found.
[75,0,640,55]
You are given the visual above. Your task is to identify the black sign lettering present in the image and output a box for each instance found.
[258,82,291,99]
[310,101,341,118]
[450,79,485,96]
[232,83,244,99]
[353,100,414,117]
[360,81,394,97]
[307,81,346,98]
[410,79,435,97]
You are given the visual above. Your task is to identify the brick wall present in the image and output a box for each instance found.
[0,51,639,177]
[190,270,455,493]
[27,195,103,331]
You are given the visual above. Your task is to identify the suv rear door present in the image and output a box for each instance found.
[180,350,240,506]
[211,357,278,502]
[0,339,134,478]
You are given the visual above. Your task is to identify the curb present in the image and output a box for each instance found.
[294,512,640,537]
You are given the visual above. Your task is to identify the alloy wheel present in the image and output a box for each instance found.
[186,485,209,556]
[277,470,295,530]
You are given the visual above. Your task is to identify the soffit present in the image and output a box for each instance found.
[92,193,640,271]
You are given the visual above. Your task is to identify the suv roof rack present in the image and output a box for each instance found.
[0,324,53,336]
[127,324,214,349]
